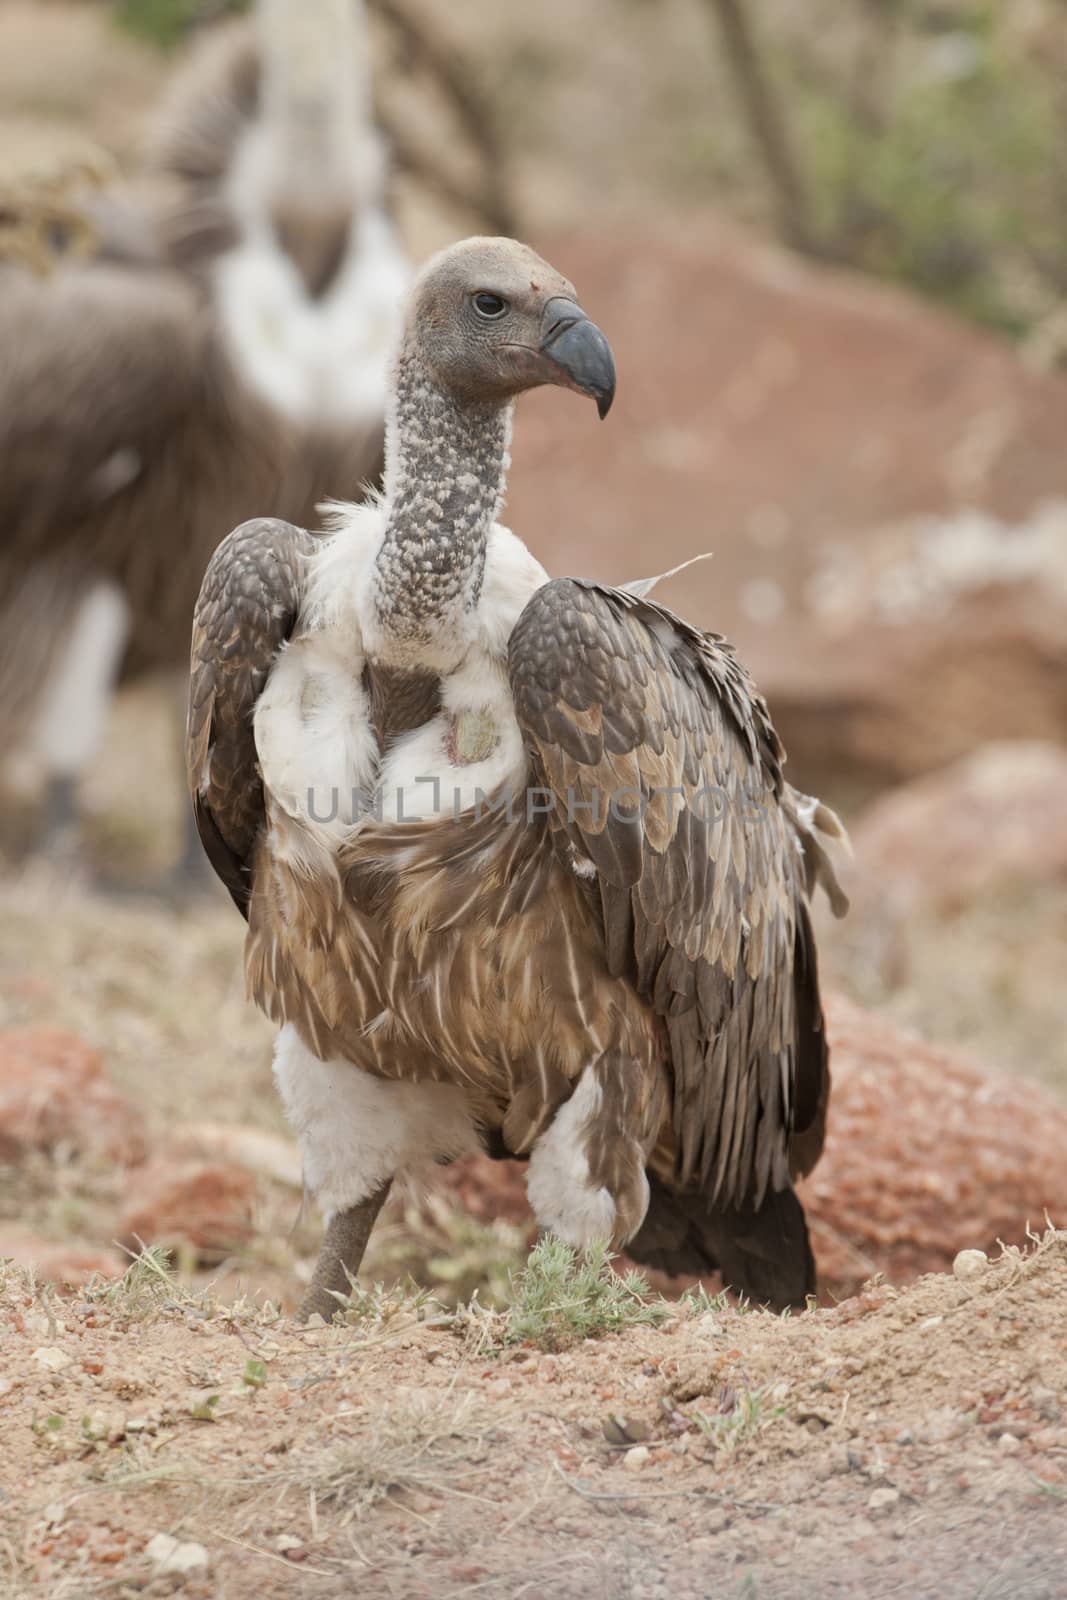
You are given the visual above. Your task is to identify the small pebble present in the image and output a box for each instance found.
[31,1348,72,1373]
[998,1433,1021,1455]
[623,1446,650,1471]
[868,1487,900,1513]
[952,1249,989,1282]
[146,1534,209,1573]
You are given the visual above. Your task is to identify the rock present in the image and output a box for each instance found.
[506,222,1067,794]
[119,1158,256,1259]
[953,1249,990,1282]
[604,1415,650,1446]
[0,1227,123,1290]
[1030,1386,1061,1423]
[32,1346,73,1372]
[800,998,1067,1297]
[761,506,1067,793]
[827,742,1067,1089]
[169,1121,303,1189]
[868,1488,900,1513]
[146,1533,209,1573]
[0,1029,146,1165]
[850,744,1067,917]
[623,1446,650,1471]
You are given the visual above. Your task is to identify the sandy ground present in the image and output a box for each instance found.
[2,1232,1065,1600]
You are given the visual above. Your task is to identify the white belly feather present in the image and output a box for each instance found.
[253,512,548,844]
[214,206,410,429]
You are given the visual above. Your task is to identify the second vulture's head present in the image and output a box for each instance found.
[406,236,616,420]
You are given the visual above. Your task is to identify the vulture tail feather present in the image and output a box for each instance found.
[626,1175,815,1311]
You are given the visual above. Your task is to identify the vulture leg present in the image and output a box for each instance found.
[27,577,129,863]
[41,775,80,853]
[274,1026,480,1323]
[297,1181,392,1323]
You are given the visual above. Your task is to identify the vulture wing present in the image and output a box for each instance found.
[0,264,203,554]
[187,517,317,915]
[508,577,846,1295]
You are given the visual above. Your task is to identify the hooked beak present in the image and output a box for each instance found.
[538,297,616,419]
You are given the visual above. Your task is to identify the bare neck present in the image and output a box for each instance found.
[257,0,376,202]
[368,338,512,668]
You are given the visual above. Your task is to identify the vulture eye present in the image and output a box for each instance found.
[472,291,508,319]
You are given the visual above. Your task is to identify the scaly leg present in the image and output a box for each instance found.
[297,1181,393,1323]
[28,578,129,864]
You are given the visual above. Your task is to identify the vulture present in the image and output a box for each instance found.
[0,0,409,859]
[188,237,848,1321]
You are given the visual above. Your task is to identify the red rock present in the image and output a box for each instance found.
[801,997,1067,1296]
[0,1226,122,1290]
[850,742,1067,918]
[506,223,1067,792]
[168,1121,302,1189]
[119,1158,256,1259]
[0,1029,146,1165]
[827,741,1067,1090]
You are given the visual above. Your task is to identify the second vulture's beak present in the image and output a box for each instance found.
[539,297,616,419]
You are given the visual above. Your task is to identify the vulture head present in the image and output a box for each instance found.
[408,236,616,418]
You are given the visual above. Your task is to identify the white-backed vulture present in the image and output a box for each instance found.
[0,0,409,853]
[188,237,848,1320]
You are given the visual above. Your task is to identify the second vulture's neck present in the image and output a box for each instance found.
[367,338,512,671]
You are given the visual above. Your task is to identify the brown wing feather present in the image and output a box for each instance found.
[508,577,840,1219]
[187,516,317,915]
[0,264,203,557]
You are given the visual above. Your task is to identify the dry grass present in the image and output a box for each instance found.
[294,1390,488,1523]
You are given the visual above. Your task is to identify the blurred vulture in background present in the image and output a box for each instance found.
[0,0,508,875]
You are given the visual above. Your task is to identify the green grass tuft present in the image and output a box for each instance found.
[103,1242,177,1314]
[501,1236,671,1351]
[326,1274,441,1332]
[691,1387,784,1454]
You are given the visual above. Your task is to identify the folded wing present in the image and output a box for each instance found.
[187,516,316,914]
[508,577,845,1222]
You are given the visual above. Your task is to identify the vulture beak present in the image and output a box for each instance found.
[538,297,616,419]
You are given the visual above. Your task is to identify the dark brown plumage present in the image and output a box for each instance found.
[187,517,318,914]
[187,238,847,1320]
[508,581,843,1266]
